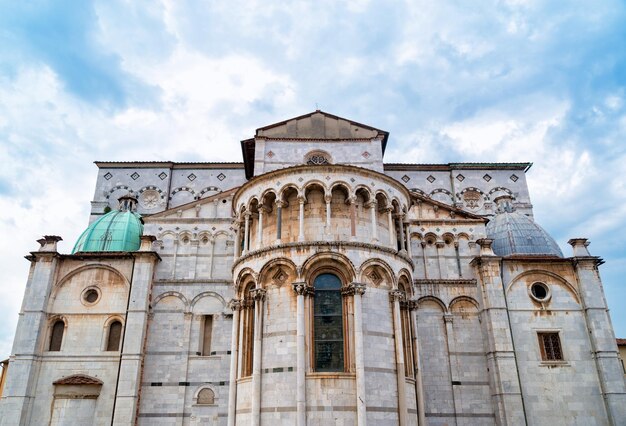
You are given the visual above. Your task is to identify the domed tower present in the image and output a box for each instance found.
[486,195,563,257]
[229,111,417,425]
[73,194,144,253]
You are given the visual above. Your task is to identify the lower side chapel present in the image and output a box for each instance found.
[0,111,624,425]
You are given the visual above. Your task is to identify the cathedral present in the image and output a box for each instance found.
[0,110,624,425]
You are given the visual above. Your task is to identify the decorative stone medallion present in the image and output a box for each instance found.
[140,190,161,209]
[462,189,482,210]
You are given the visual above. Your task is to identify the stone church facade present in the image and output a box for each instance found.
[1,111,625,425]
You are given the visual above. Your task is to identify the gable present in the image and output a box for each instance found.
[144,187,238,221]
[256,110,388,143]
[409,192,486,221]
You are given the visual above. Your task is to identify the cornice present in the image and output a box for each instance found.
[233,240,414,271]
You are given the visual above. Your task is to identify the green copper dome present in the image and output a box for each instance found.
[72,196,144,253]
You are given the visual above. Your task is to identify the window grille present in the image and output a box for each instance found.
[538,332,563,361]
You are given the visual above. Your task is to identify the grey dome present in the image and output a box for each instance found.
[486,210,563,257]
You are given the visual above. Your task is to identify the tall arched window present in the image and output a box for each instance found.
[106,320,123,351]
[398,281,415,377]
[313,273,344,372]
[240,282,255,377]
[49,320,65,352]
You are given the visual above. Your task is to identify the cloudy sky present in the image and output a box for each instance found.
[1,0,626,357]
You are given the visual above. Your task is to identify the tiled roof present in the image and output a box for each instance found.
[617,338,626,346]
[53,374,103,386]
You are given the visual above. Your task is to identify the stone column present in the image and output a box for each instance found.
[190,238,199,279]
[275,200,284,243]
[325,194,332,236]
[208,239,215,279]
[387,207,395,248]
[298,197,305,242]
[113,236,160,425]
[396,213,406,253]
[367,200,378,243]
[443,314,458,423]
[256,207,266,250]
[409,301,426,426]
[405,224,412,257]
[250,288,266,426]
[348,283,367,425]
[1,236,61,426]
[227,300,242,426]
[471,239,525,425]
[243,212,251,254]
[234,219,242,259]
[348,196,357,239]
[436,241,446,279]
[292,282,311,426]
[390,289,408,426]
[569,238,626,424]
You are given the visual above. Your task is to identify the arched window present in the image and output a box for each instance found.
[49,320,65,352]
[398,281,415,377]
[197,387,215,405]
[106,320,123,351]
[313,273,344,372]
[240,283,255,377]
[305,150,331,165]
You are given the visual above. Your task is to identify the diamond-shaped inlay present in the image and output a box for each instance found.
[427,175,436,183]
[272,268,287,284]
[510,174,519,182]
[350,178,355,182]
[187,173,197,181]
[402,175,410,183]
[217,173,226,181]
[266,150,275,158]
[456,174,465,182]
[131,172,140,180]
[483,174,492,182]
[298,177,303,182]
[367,269,383,285]
[362,151,371,159]
[104,172,113,180]
[325,176,331,180]
[158,172,168,180]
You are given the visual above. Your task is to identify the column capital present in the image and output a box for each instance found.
[341,282,366,296]
[384,206,394,213]
[346,196,357,205]
[244,211,252,218]
[389,289,406,302]
[275,200,286,208]
[568,238,592,256]
[365,200,377,209]
[443,313,454,323]
[297,196,306,205]
[324,194,332,204]
[258,205,269,214]
[37,235,62,252]
[228,299,243,311]
[292,282,314,296]
[404,299,418,310]
[250,288,266,302]
[476,238,495,256]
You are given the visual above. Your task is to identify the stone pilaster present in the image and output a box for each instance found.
[112,235,160,425]
[227,299,242,426]
[471,239,525,426]
[568,238,626,425]
[390,289,407,426]
[0,236,61,426]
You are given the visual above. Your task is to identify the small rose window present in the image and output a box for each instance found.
[305,151,331,165]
